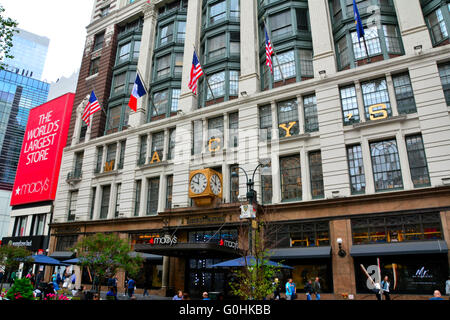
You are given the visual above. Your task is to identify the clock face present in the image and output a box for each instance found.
[210,174,222,195]
[190,173,208,194]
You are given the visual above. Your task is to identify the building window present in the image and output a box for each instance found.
[351,25,382,60]
[13,216,27,237]
[277,99,299,138]
[100,6,110,17]
[100,185,111,219]
[166,175,173,209]
[303,95,318,132]
[168,128,176,160]
[361,78,392,121]
[207,71,226,100]
[228,112,239,148]
[90,187,96,220]
[171,88,181,112]
[134,180,141,216]
[151,132,164,162]
[405,134,431,188]
[207,116,224,152]
[280,155,302,201]
[177,21,186,42]
[425,7,449,45]
[117,42,131,65]
[159,22,174,46]
[383,24,402,54]
[270,9,292,38]
[95,146,103,173]
[152,89,169,118]
[309,151,324,199]
[89,58,100,76]
[30,214,46,236]
[337,36,350,70]
[259,105,272,141]
[299,49,314,78]
[208,33,226,61]
[118,140,126,169]
[273,50,296,82]
[347,145,366,194]
[351,212,442,245]
[138,135,147,165]
[192,120,203,155]
[55,235,78,252]
[261,166,272,205]
[68,191,78,222]
[156,54,171,79]
[392,73,417,114]
[114,184,121,218]
[267,221,330,249]
[438,62,450,106]
[93,32,105,52]
[73,151,83,179]
[370,139,403,191]
[150,88,181,121]
[340,85,360,125]
[209,0,226,24]
[147,177,160,215]
[112,72,126,94]
[105,143,117,171]
[230,164,239,203]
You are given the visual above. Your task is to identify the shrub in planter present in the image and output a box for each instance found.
[6,278,35,300]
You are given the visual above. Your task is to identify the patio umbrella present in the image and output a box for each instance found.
[62,258,81,264]
[211,256,294,269]
[29,255,69,266]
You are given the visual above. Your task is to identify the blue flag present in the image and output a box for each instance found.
[353,0,365,44]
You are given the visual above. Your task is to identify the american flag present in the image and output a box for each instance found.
[188,50,204,95]
[265,27,274,74]
[82,91,101,126]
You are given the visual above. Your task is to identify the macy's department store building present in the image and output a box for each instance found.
[46,0,450,300]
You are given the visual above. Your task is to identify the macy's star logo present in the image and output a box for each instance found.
[15,187,21,195]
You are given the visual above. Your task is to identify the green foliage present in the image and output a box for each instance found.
[73,233,143,292]
[0,245,32,277]
[6,278,34,300]
[0,4,19,69]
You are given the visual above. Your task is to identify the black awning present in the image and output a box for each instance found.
[49,251,76,260]
[134,242,241,258]
[268,246,331,260]
[350,240,448,257]
[129,252,163,262]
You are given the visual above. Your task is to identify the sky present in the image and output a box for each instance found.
[1,0,95,83]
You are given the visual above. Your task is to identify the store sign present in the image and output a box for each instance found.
[413,267,433,279]
[10,93,75,206]
[369,104,388,120]
[149,235,177,246]
[279,121,297,137]
[219,238,238,250]
[1,236,47,251]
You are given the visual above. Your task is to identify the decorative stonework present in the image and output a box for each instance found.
[143,1,156,20]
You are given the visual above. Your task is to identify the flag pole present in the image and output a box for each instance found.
[193,44,216,103]
[262,17,285,85]
[85,78,114,132]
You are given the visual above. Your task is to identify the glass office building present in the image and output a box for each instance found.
[0,70,49,190]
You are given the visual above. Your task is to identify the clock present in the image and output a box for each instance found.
[188,168,223,206]
[210,174,222,195]
[190,172,208,194]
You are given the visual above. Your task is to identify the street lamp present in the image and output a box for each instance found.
[231,164,263,206]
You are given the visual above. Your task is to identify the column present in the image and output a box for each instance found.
[93,185,102,220]
[222,163,230,203]
[139,178,147,217]
[162,256,170,293]
[129,2,157,127]
[172,122,193,207]
[239,0,259,95]
[308,0,338,77]
[297,95,305,135]
[163,128,169,161]
[270,101,281,204]
[361,136,375,194]
[300,147,311,201]
[179,0,203,113]
[158,173,166,213]
[396,131,414,190]
[385,73,399,116]
[71,95,90,146]
[223,113,229,150]
[393,0,433,55]
[355,80,366,123]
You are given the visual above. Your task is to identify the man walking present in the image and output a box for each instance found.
[285,278,296,300]
[127,277,136,298]
[313,277,321,300]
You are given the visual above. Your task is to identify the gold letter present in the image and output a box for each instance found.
[104,160,114,172]
[279,121,297,137]
[150,151,161,163]
[208,138,221,152]
[369,104,388,121]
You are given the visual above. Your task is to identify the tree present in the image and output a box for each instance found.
[5,277,34,300]
[228,208,284,300]
[0,4,19,69]
[73,233,143,294]
[0,245,31,292]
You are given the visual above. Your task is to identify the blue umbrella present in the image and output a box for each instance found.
[211,256,293,269]
[29,255,69,266]
[62,258,81,264]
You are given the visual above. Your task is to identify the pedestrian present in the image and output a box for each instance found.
[10,270,16,286]
[304,280,313,300]
[285,278,296,300]
[0,269,3,285]
[52,272,60,291]
[56,271,62,288]
[313,277,321,300]
[381,276,391,300]
[29,273,36,288]
[202,292,210,300]
[272,278,281,300]
[127,277,136,298]
[173,290,184,300]
[106,286,118,300]
[44,282,56,298]
[373,282,382,301]
[36,271,43,288]
[445,276,450,296]
[70,271,76,290]
[429,290,444,300]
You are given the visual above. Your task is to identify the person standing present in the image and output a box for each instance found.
[173,290,184,300]
[10,270,16,287]
[272,278,281,300]
[70,271,76,290]
[304,280,313,301]
[127,277,136,298]
[52,272,59,291]
[285,278,296,300]
[381,276,391,300]
[373,282,382,301]
[202,292,210,300]
[445,276,450,296]
[429,290,444,300]
[313,277,321,300]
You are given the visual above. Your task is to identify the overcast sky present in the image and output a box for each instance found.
[1,0,95,83]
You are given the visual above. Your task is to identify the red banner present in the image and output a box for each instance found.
[10,93,75,206]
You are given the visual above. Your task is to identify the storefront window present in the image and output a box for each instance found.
[288,262,333,294]
[354,255,449,294]
[351,212,443,245]
[370,139,403,191]
[189,229,238,244]
[267,222,330,248]
[280,155,302,201]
